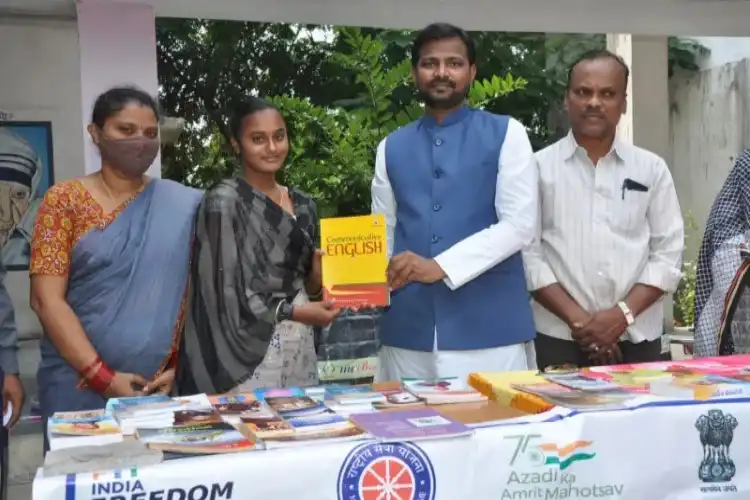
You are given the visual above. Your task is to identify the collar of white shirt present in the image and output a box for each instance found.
[561,130,635,166]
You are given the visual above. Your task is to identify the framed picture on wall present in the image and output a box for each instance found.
[0,121,55,271]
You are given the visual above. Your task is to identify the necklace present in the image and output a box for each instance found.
[99,172,141,204]
[99,172,116,202]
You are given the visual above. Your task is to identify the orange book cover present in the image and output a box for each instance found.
[468,372,553,414]
[320,214,389,308]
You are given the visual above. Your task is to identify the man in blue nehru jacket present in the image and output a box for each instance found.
[371,23,538,382]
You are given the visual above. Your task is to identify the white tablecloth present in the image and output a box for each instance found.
[33,398,750,500]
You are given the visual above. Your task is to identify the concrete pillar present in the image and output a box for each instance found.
[607,34,676,335]
[606,35,670,162]
[76,1,161,177]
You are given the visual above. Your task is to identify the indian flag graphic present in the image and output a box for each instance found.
[535,441,596,470]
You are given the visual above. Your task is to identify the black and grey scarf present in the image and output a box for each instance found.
[176,177,318,394]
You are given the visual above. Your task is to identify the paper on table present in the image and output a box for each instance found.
[3,401,12,427]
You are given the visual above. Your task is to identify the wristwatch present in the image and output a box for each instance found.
[617,301,635,326]
[276,300,295,323]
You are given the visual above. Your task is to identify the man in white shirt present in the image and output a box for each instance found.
[523,50,684,368]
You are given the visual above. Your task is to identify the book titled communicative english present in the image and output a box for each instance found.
[320,214,389,308]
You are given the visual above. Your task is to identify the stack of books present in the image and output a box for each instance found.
[106,394,214,435]
[321,385,385,415]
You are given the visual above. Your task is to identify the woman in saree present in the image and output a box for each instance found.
[30,87,201,446]
[176,97,340,395]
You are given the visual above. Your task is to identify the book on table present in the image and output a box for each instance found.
[350,408,473,442]
[583,356,750,400]
[241,395,369,449]
[542,372,625,392]
[512,382,638,410]
[136,421,260,455]
[47,409,123,451]
[320,384,384,414]
[107,394,214,434]
[648,374,750,400]
[403,377,487,404]
[372,388,426,410]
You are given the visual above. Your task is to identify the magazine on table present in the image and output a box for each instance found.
[350,408,473,442]
[542,372,625,392]
[136,421,260,455]
[512,382,639,410]
[372,389,426,410]
[402,377,487,404]
[250,395,369,449]
[47,409,123,450]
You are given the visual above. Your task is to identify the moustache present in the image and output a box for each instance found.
[429,79,455,88]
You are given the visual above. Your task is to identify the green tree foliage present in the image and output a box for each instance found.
[156,20,706,217]
[156,20,340,186]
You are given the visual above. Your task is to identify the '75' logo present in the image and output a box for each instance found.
[504,434,596,470]
[505,434,545,467]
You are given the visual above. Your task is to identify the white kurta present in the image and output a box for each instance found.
[371,117,539,381]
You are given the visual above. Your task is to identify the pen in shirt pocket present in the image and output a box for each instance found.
[621,178,649,200]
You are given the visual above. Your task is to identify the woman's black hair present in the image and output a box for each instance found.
[229,97,281,141]
[90,86,160,128]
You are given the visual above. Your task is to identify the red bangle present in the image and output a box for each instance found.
[86,363,115,394]
[80,356,102,377]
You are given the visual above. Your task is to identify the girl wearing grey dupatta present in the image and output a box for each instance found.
[176,98,340,395]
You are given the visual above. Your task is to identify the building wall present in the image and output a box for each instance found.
[0,18,85,339]
[670,59,750,261]
[694,36,750,71]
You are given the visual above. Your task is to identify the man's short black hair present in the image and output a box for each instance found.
[566,49,630,92]
[411,23,476,67]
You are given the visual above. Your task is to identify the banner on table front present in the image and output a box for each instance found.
[33,398,750,500]
[33,431,475,500]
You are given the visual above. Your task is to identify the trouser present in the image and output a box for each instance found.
[534,333,662,370]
